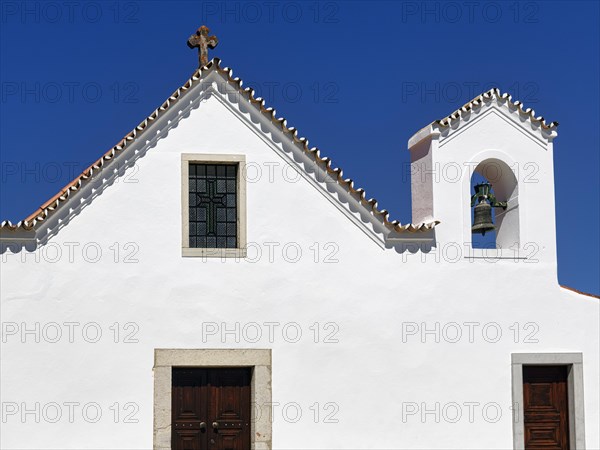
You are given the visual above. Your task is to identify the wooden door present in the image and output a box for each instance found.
[172,368,251,450]
[523,365,570,450]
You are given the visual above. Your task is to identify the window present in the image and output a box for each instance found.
[182,154,246,257]
[189,163,238,249]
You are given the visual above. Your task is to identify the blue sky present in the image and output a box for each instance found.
[1,1,598,294]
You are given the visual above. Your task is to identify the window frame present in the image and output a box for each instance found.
[181,154,247,258]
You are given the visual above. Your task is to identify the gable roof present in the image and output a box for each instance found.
[408,87,559,150]
[0,58,438,236]
[435,87,559,131]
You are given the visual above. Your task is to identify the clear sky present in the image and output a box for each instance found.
[1,1,598,294]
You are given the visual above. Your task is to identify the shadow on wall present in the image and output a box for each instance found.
[384,231,437,255]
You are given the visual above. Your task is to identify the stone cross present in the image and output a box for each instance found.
[187,25,218,67]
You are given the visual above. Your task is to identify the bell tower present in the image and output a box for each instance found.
[408,89,559,270]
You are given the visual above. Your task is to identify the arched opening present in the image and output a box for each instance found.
[470,158,519,249]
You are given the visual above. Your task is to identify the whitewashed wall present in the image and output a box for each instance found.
[1,73,598,449]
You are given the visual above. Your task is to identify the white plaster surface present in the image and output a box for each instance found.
[0,74,598,449]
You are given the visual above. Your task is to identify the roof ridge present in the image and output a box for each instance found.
[0,58,438,235]
[434,87,559,131]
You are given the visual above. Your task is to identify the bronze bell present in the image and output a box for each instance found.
[470,182,507,236]
[472,201,495,235]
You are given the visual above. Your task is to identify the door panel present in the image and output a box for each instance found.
[209,369,251,450]
[172,369,209,449]
[174,431,203,450]
[172,368,251,450]
[523,365,570,450]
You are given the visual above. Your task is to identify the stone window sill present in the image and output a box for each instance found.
[182,247,247,258]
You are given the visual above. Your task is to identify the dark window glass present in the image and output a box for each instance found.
[189,163,237,248]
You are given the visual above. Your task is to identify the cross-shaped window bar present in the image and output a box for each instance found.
[189,163,238,248]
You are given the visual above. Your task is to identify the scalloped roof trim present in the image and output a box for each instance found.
[434,87,559,131]
[0,58,438,235]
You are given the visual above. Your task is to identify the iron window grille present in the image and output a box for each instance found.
[188,163,238,249]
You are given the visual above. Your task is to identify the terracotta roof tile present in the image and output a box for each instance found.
[434,87,559,131]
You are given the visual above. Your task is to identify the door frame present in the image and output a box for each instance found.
[511,353,585,450]
[154,349,272,450]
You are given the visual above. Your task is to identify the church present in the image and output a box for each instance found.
[1,25,598,450]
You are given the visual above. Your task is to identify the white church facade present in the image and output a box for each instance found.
[1,28,598,450]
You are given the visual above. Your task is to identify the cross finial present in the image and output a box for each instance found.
[187,25,218,67]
